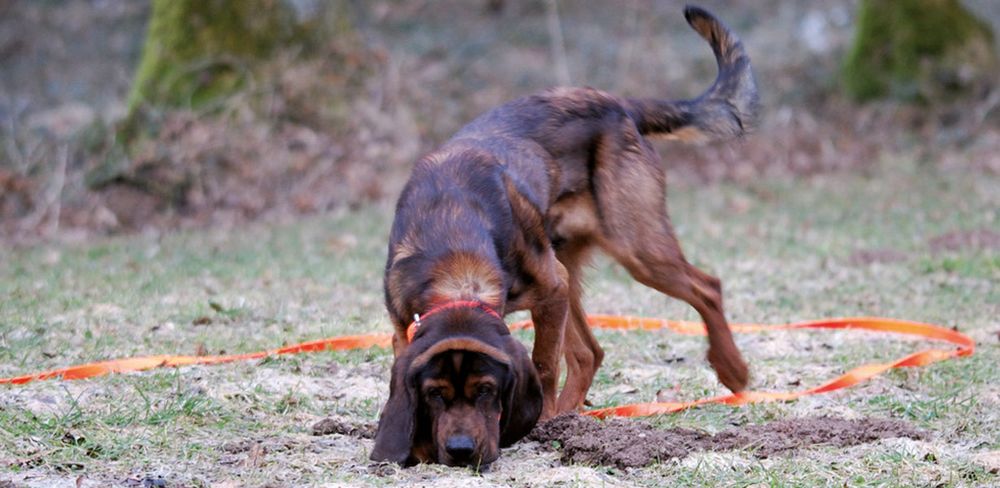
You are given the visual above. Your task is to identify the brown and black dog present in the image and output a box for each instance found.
[371,6,758,467]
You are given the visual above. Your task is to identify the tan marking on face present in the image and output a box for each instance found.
[421,378,454,401]
[429,252,503,306]
[464,375,498,399]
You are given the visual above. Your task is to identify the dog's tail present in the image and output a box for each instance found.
[627,6,759,143]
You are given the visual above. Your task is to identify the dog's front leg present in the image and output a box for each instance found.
[528,260,569,420]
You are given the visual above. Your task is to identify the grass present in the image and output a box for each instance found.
[1,156,998,487]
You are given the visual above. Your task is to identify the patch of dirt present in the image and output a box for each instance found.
[0,381,107,417]
[848,248,909,266]
[529,414,925,468]
[707,416,925,457]
[205,364,384,405]
[928,229,1000,253]
[530,414,704,467]
[0,472,114,488]
[311,416,376,439]
[973,450,1000,474]
[220,437,297,455]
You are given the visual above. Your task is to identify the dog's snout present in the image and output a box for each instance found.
[445,434,476,460]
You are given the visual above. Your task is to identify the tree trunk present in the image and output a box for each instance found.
[842,0,997,102]
[126,0,303,113]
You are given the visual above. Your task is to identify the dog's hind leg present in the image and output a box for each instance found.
[591,116,749,393]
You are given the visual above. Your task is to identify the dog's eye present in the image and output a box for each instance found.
[476,384,494,398]
[426,388,444,401]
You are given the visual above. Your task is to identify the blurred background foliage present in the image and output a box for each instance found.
[842,0,995,102]
[0,0,997,240]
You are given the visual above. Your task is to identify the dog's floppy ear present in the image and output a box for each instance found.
[371,355,418,464]
[499,336,543,447]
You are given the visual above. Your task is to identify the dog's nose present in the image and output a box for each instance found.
[445,435,476,461]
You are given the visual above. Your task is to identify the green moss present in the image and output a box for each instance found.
[842,0,997,102]
[126,0,303,113]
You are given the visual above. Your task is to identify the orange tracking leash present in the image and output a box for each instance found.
[0,316,975,418]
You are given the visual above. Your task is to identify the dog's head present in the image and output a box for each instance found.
[370,307,542,468]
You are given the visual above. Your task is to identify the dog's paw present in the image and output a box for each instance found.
[708,347,749,393]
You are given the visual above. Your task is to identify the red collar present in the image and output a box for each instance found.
[406,300,502,343]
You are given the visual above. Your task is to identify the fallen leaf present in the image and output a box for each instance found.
[243,443,267,469]
[973,450,1000,474]
[655,384,683,403]
[326,234,358,252]
[311,417,376,438]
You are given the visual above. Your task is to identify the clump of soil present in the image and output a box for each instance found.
[530,414,707,467]
[311,417,377,439]
[708,415,925,457]
[529,414,925,468]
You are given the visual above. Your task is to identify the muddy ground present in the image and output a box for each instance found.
[528,414,925,468]
[305,413,927,470]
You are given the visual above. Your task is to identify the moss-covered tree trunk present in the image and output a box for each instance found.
[842,0,997,102]
[126,0,302,113]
